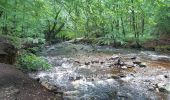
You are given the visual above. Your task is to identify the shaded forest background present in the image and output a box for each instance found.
[0,0,169,48]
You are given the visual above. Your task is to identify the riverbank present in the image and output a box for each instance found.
[68,35,170,53]
[0,63,62,100]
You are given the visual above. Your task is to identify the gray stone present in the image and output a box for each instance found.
[150,55,170,62]
[85,62,90,65]
[111,75,120,79]
[133,61,141,65]
[118,74,126,78]
[41,81,57,91]
[164,84,170,93]
[121,66,128,69]
[105,63,113,67]
[148,86,155,91]
[157,83,170,93]
[109,55,119,61]
[139,64,146,68]
[117,92,133,99]
[39,77,49,83]
[124,61,134,68]
[91,60,99,64]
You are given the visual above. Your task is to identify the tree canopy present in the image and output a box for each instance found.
[0,0,169,45]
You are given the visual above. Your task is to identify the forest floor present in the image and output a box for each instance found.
[0,63,62,100]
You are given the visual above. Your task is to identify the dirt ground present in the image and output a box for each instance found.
[0,63,62,100]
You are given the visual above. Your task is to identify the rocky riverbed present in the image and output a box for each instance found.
[29,42,170,100]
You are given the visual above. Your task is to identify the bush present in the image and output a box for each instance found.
[17,53,51,71]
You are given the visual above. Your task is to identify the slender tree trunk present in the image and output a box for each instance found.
[0,11,3,33]
[116,19,119,32]
[50,10,61,33]
[50,23,65,40]
[21,5,25,34]
[141,17,145,35]
[131,10,136,36]
[121,17,126,37]
[53,23,65,34]
[85,18,89,37]
[12,0,17,34]
[0,11,3,18]
[45,9,61,41]
[136,15,140,47]
[131,0,140,48]
[111,21,114,31]
[47,20,51,33]
[2,12,8,34]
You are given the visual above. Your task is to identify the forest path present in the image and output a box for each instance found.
[0,63,61,100]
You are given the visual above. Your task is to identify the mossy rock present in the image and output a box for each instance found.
[0,37,18,64]
[0,35,22,49]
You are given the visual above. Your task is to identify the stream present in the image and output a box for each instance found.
[29,42,170,100]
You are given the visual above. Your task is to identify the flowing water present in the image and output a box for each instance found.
[30,42,170,100]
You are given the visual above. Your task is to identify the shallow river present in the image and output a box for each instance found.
[30,42,170,100]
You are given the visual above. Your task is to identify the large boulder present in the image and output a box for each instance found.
[0,38,18,64]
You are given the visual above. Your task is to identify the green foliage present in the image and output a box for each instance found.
[27,47,39,54]
[0,0,169,46]
[155,3,170,34]
[17,53,51,71]
[98,33,115,45]
[56,30,77,39]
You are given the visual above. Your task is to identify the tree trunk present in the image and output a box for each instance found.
[0,11,3,17]
[12,0,17,34]
[116,19,119,32]
[2,13,8,34]
[21,5,25,34]
[121,17,126,37]
[47,22,65,41]
[131,10,136,34]
[53,23,65,36]
[141,17,145,35]
[45,9,61,41]
[131,0,140,48]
